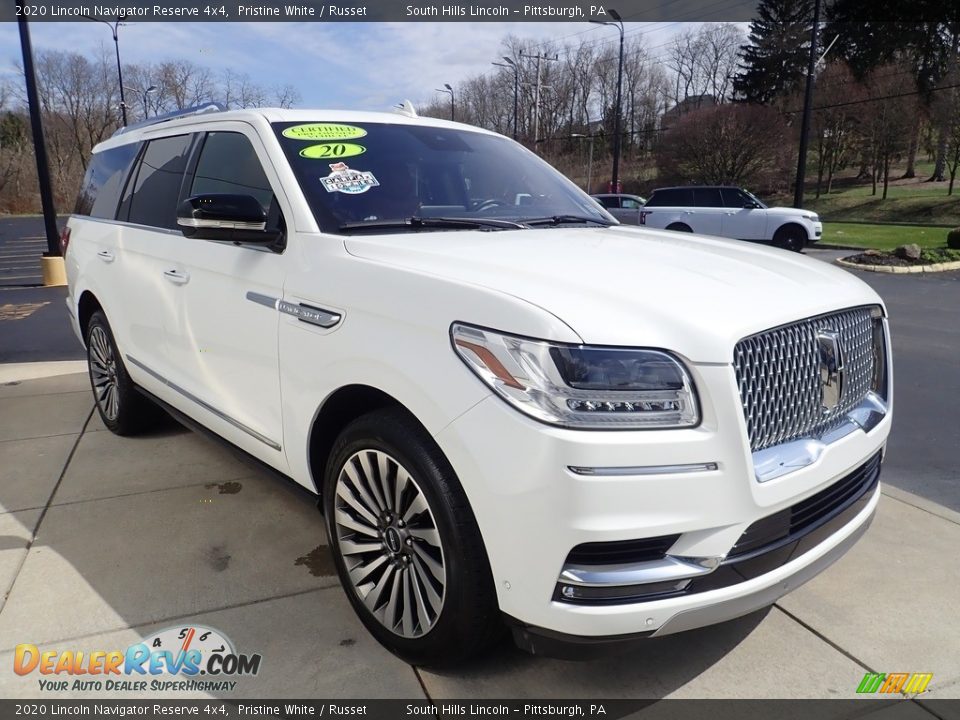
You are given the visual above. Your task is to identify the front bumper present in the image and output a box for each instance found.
[434,361,890,642]
[509,491,876,658]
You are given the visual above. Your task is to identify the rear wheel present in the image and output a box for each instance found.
[774,224,807,252]
[323,408,502,666]
[666,222,692,232]
[86,311,161,435]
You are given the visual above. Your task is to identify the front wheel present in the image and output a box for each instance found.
[774,225,807,252]
[323,408,502,666]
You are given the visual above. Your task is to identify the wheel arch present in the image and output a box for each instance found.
[308,384,414,497]
[773,221,809,240]
[77,290,104,346]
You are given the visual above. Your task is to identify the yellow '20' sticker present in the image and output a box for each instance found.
[282,123,367,140]
[299,143,367,159]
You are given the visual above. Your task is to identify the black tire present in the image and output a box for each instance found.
[85,310,161,435]
[774,224,807,252]
[323,407,502,666]
[666,222,693,232]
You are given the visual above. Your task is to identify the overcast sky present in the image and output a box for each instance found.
[0,21,685,110]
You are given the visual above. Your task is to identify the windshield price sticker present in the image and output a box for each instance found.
[300,143,367,159]
[282,124,367,141]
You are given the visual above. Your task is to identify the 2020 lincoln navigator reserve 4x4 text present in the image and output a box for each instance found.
[64,105,892,665]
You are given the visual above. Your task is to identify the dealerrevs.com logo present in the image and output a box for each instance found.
[856,672,933,695]
[14,625,261,693]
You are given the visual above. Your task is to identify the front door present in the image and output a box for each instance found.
[171,127,289,468]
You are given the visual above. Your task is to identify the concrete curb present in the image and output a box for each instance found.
[835,257,960,274]
[0,361,87,383]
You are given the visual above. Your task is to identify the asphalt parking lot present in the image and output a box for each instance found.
[1,218,958,704]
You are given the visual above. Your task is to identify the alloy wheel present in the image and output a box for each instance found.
[333,449,446,638]
[88,325,120,422]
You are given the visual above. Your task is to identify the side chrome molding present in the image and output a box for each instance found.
[126,355,281,451]
[245,292,342,329]
[568,462,719,477]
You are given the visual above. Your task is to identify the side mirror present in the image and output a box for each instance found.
[744,200,762,209]
[177,194,281,244]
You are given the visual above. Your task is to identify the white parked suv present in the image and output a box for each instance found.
[640,186,823,251]
[64,105,891,665]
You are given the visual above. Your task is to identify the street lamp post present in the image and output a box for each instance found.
[493,57,519,140]
[436,84,455,122]
[589,9,624,193]
[84,13,128,126]
[126,84,157,119]
[572,133,597,194]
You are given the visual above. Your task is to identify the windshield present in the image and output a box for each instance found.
[741,189,768,209]
[272,121,614,233]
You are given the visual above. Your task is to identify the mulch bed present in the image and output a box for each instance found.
[842,252,923,267]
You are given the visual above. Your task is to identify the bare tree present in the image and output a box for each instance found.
[811,61,862,196]
[655,103,792,189]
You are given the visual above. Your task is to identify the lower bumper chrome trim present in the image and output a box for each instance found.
[752,392,888,483]
[568,462,718,477]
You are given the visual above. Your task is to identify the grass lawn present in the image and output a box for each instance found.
[820,222,952,250]
[799,182,960,226]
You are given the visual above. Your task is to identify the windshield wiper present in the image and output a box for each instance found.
[340,216,525,232]
[519,215,615,227]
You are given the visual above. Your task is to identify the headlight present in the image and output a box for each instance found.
[451,323,699,429]
[803,214,819,222]
[870,307,888,400]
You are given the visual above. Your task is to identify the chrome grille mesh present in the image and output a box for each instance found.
[733,307,876,452]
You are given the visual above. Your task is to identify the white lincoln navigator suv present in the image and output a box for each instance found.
[64,105,892,665]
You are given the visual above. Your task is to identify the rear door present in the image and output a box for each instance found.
[171,126,289,467]
[114,133,198,391]
[611,195,643,225]
[690,188,725,236]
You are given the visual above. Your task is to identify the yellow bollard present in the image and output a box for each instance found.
[41,255,67,287]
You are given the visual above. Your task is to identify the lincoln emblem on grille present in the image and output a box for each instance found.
[816,330,844,412]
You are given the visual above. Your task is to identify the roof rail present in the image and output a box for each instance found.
[112,102,227,137]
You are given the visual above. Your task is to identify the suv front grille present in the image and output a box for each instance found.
[733,306,876,453]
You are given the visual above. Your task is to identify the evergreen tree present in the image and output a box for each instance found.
[733,0,815,104]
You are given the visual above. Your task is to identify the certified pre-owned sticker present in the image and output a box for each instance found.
[282,123,367,140]
[300,142,366,160]
[320,162,379,194]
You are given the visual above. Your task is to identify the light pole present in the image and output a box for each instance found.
[436,84,455,122]
[590,9,624,193]
[84,13,128,126]
[493,57,519,140]
[793,0,822,208]
[572,133,597,194]
[126,84,157,119]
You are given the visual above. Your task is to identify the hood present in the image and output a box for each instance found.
[767,206,819,218]
[344,225,881,364]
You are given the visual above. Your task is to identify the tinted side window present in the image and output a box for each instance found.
[74,143,141,219]
[595,196,619,209]
[722,188,750,208]
[191,132,274,209]
[694,188,723,208]
[646,189,692,207]
[127,134,193,230]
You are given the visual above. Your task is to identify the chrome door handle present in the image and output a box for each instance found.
[97,250,115,263]
[163,269,190,285]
